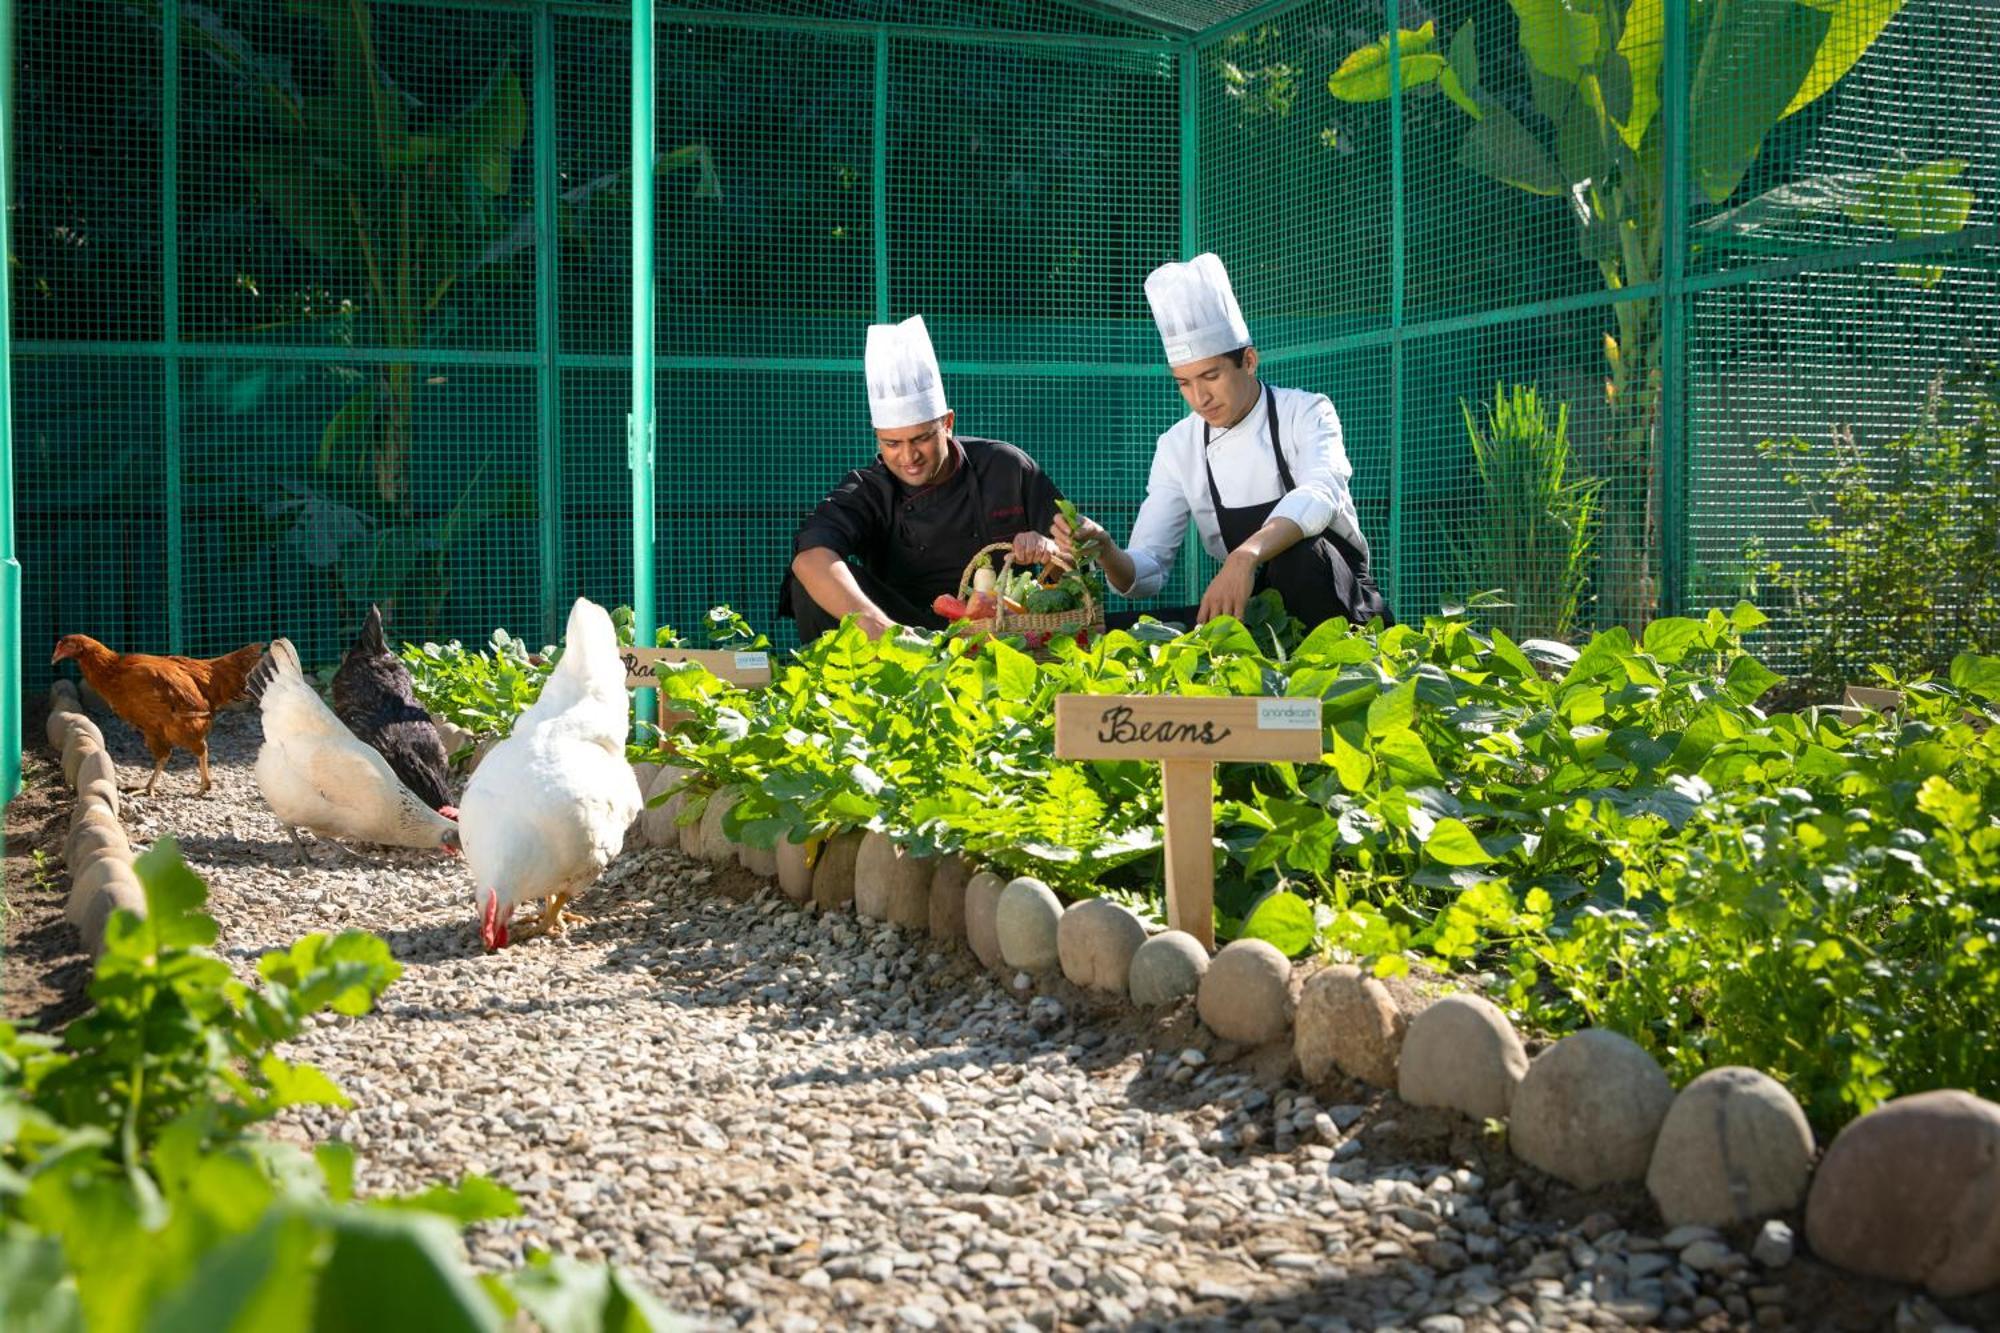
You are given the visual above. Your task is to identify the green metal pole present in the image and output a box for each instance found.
[1,0,18,806]
[1659,0,1690,618]
[534,3,562,646]
[163,0,183,653]
[1174,40,1203,610]
[629,0,656,721]
[872,29,889,322]
[1387,0,1406,621]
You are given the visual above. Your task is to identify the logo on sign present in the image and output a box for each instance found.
[734,652,769,671]
[1095,705,1234,746]
[1256,700,1320,731]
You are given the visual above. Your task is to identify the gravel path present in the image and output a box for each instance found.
[74,707,1950,1333]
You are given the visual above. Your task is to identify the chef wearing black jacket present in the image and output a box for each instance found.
[781,315,1069,643]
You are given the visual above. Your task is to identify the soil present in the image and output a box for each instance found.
[3,699,95,1031]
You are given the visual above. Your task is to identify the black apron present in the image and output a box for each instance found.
[1203,386,1391,629]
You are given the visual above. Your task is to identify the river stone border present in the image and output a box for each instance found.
[45,682,145,956]
[633,759,2000,1304]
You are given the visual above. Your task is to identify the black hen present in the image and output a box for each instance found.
[331,606,457,816]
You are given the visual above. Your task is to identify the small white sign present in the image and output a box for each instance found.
[734,652,770,671]
[1256,699,1321,731]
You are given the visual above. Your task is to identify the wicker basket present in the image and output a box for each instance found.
[955,542,1105,654]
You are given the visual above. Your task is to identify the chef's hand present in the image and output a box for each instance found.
[854,607,899,641]
[1011,530,1061,569]
[1197,552,1258,625]
[1050,512,1108,571]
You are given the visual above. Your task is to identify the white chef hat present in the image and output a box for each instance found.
[864,315,949,430]
[1145,253,1252,367]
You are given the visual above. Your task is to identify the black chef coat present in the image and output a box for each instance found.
[780,436,1066,630]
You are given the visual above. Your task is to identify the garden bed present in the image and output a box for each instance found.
[12,605,2000,1328]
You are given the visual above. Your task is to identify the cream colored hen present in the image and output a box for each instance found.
[248,638,460,860]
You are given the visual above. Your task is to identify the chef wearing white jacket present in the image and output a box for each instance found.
[1054,253,1390,630]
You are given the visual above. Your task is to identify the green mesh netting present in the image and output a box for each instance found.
[6,0,1998,738]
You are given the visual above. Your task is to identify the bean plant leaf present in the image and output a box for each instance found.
[1241,888,1318,957]
[1949,653,2000,702]
[1424,817,1495,866]
[1368,679,1418,736]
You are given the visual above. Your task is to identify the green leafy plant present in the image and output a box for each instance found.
[0,840,683,1330]
[400,626,553,738]
[1472,654,2000,1126]
[1755,360,2000,697]
[1330,0,1966,627]
[1449,384,1603,641]
[617,587,1994,1130]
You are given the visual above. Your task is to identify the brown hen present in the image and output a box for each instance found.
[51,635,267,796]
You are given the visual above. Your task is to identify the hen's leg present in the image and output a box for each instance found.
[555,889,587,930]
[195,741,214,797]
[125,749,170,796]
[286,825,312,865]
[538,895,566,937]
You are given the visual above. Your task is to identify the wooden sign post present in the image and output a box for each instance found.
[1054,694,1323,949]
[623,647,774,727]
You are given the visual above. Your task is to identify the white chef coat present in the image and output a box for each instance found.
[1115,383,1367,600]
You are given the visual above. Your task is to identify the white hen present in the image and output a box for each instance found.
[248,638,460,859]
[459,597,642,949]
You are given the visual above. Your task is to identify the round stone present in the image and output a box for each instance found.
[1510,1029,1675,1189]
[810,830,866,912]
[995,877,1062,972]
[65,805,128,870]
[738,839,778,878]
[1805,1089,2000,1297]
[1129,932,1208,1007]
[66,856,143,956]
[963,871,1008,971]
[77,776,121,820]
[697,790,743,866]
[72,745,120,803]
[640,765,689,847]
[1646,1066,1816,1228]
[1195,939,1293,1047]
[65,852,135,920]
[1056,899,1147,994]
[72,748,120,800]
[928,855,971,945]
[434,721,476,762]
[1397,993,1529,1123]
[775,836,814,903]
[1295,964,1406,1090]
[44,707,85,751]
[853,832,932,928]
[466,734,501,776]
[627,762,661,845]
[61,731,104,787]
